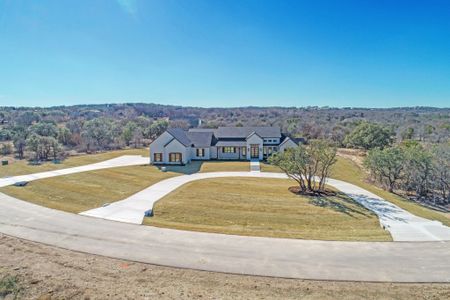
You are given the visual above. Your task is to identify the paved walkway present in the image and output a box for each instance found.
[250,160,260,172]
[81,171,450,242]
[1,192,450,282]
[0,155,149,188]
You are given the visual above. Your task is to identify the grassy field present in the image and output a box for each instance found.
[145,177,391,241]
[162,160,250,174]
[0,148,148,178]
[0,164,177,213]
[260,161,283,173]
[261,157,450,226]
[0,156,249,213]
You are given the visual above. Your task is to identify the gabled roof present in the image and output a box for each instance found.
[215,127,281,138]
[162,126,290,148]
[186,131,213,147]
[279,136,292,147]
[246,131,263,140]
[166,128,191,147]
[279,136,305,147]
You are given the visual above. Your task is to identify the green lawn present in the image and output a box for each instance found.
[0,148,149,178]
[144,177,391,241]
[0,164,177,213]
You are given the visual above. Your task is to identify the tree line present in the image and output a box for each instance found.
[364,142,450,206]
[1,103,449,146]
[0,116,168,162]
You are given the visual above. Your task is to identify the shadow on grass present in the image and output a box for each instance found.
[307,192,373,218]
[157,161,204,175]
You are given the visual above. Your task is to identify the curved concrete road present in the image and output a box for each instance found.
[1,156,450,282]
[81,171,450,242]
[1,192,450,282]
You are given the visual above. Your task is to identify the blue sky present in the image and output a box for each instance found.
[0,0,449,108]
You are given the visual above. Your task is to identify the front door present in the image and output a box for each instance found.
[250,144,259,159]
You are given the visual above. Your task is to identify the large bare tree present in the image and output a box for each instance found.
[268,140,337,194]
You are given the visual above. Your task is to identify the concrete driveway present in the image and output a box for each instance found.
[1,192,450,283]
[0,155,149,188]
[81,171,450,242]
[1,157,450,282]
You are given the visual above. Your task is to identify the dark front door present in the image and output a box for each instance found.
[250,144,259,158]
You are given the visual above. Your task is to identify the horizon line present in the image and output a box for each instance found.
[0,102,449,110]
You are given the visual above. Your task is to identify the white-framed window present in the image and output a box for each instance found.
[222,147,236,153]
[169,153,182,162]
[196,148,205,157]
[153,153,162,162]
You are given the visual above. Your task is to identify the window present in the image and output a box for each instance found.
[153,153,162,162]
[169,153,182,162]
[196,148,205,157]
[242,146,246,156]
[222,147,236,153]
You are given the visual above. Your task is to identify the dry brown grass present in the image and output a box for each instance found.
[262,155,450,227]
[331,157,450,226]
[0,148,148,178]
[145,177,391,241]
[0,164,177,213]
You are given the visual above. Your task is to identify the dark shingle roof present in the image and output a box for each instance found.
[166,128,192,147]
[165,126,285,148]
[215,127,281,138]
[186,131,213,147]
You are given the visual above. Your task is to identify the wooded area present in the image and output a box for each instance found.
[0,103,449,208]
[0,103,449,154]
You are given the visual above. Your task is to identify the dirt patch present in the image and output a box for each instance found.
[288,186,337,196]
[337,148,366,168]
[0,234,449,299]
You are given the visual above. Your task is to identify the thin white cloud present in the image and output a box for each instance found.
[116,0,138,16]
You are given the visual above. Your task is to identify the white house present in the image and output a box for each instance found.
[149,126,302,165]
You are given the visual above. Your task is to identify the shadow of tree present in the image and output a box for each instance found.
[347,194,410,223]
[307,193,373,218]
